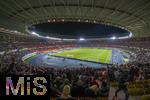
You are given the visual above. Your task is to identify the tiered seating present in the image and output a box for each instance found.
[50,97,108,100]
[111,80,150,96]
[128,80,150,96]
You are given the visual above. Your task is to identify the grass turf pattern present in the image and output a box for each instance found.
[52,48,111,64]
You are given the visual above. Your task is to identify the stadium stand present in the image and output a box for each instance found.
[0,0,150,100]
[0,36,150,99]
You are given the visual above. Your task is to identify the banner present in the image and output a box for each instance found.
[22,52,37,61]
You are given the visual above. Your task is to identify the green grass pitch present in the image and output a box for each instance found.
[52,48,111,64]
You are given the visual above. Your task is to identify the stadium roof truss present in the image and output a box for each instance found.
[0,0,150,38]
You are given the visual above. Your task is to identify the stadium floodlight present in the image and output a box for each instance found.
[31,32,40,36]
[111,36,116,40]
[79,38,85,41]
[32,32,36,35]
[32,32,38,35]
[46,36,50,39]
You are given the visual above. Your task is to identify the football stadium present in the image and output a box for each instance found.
[0,0,150,100]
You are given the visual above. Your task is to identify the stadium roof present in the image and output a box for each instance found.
[0,0,150,38]
[29,22,131,39]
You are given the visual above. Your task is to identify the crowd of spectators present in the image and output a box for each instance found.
[0,27,150,100]
[0,34,150,99]
[128,48,150,64]
[0,46,150,99]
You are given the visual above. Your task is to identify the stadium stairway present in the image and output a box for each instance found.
[108,87,144,100]
[108,87,150,100]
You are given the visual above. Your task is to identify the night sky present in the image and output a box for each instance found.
[29,22,130,39]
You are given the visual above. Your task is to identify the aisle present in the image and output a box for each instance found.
[108,87,143,100]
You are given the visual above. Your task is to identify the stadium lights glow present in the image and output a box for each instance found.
[111,36,116,40]
[129,32,132,37]
[46,36,50,39]
[30,31,61,40]
[118,36,128,39]
[45,36,62,40]
[118,32,133,39]
[62,38,76,41]
[79,38,85,41]
[31,32,40,36]
[31,32,36,35]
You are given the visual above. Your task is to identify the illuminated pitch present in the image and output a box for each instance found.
[52,48,111,64]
